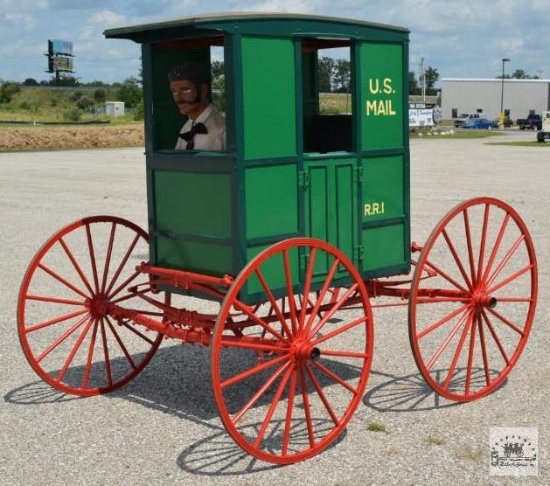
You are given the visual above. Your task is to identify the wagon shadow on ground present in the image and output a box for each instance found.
[363,369,507,412]
[4,342,349,475]
[5,343,507,475]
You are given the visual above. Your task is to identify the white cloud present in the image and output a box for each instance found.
[1,1,550,83]
[88,9,126,26]
[3,13,38,30]
[229,0,329,13]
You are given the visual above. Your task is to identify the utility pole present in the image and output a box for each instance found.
[419,57,425,104]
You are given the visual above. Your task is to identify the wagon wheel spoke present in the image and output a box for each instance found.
[18,216,165,396]
[409,198,537,401]
[212,238,373,464]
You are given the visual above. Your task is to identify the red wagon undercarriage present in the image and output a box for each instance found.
[17,197,537,464]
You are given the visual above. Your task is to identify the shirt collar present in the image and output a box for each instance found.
[194,103,213,125]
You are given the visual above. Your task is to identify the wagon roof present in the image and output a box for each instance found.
[104,11,409,42]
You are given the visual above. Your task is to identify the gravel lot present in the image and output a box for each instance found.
[1,131,548,485]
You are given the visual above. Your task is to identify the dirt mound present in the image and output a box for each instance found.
[0,124,144,151]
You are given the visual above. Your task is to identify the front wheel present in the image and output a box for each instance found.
[409,198,537,401]
[211,238,374,464]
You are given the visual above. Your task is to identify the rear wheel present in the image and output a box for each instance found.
[18,216,164,396]
[211,238,373,463]
[409,198,537,401]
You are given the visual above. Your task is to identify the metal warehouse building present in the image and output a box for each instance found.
[441,78,550,122]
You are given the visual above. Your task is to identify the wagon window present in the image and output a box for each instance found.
[149,37,227,153]
[302,42,353,154]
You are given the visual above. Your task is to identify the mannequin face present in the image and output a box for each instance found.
[170,79,209,120]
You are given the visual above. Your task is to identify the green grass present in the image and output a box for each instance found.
[0,86,125,123]
[455,446,484,461]
[488,141,550,147]
[425,435,445,446]
[367,422,387,432]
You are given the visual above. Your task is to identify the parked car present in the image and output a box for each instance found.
[453,113,481,128]
[517,114,542,130]
[462,118,498,129]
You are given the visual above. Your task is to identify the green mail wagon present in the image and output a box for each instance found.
[105,12,411,301]
[18,11,537,466]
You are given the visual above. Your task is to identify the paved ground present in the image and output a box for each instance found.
[1,131,548,485]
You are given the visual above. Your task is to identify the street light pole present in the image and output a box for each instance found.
[500,58,510,126]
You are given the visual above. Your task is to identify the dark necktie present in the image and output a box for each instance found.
[179,122,208,150]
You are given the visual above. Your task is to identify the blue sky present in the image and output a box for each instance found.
[1,0,549,84]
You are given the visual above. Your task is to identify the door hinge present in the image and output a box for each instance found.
[354,245,364,262]
[298,170,310,190]
[354,167,363,183]
[301,252,309,272]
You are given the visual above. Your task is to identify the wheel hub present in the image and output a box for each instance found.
[293,340,321,361]
[88,293,111,319]
[471,290,497,310]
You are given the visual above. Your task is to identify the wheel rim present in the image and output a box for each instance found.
[409,198,538,401]
[17,216,164,396]
[211,238,373,464]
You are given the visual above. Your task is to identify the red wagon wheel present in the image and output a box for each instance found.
[211,238,374,464]
[18,216,164,396]
[409,198,537,401]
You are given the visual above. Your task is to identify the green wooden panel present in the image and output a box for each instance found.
[245,164,299,239]
[241,36,297,159]
[304,158,357,272]
[306,164,330,243]
[155,237,232,275]
[334,163,356,260]
[359,43,404,151]
[361,155,404,223]
[244,243,301,298]
[362,224,406,271]
[153,171,231,238]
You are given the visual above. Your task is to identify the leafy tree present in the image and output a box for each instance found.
[51,75,80,86]
[0,81,21,104]
[76,96,94,110]
[116,77,142,109]
[87,80,108,87]
[23,78,39,86]
[211,60,224,80]
[423,66,439,92]
[70,91,84,102]
[333,59,351,93]
[409,71,420,94]
[93,88,107,103]
[133,99,144,121]
[497,69,538,80]
[318,57,335,93]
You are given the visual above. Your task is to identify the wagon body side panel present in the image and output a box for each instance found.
[357,40,410,277]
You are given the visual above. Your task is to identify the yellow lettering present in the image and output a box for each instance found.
[383,78,393,94]
[364,201,386,217]
[366,100,377,115]
[369,78,380,94]
[365,99,397,116]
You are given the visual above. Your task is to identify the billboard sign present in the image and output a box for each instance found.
[46,39,74,73]
[409,108,435,127]
[49,39,73,57]
[53,56,74,72]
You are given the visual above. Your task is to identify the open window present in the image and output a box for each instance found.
[148,36,227,152]
[302,39,353,154]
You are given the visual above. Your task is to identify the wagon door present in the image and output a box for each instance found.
[302,157,358,270]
